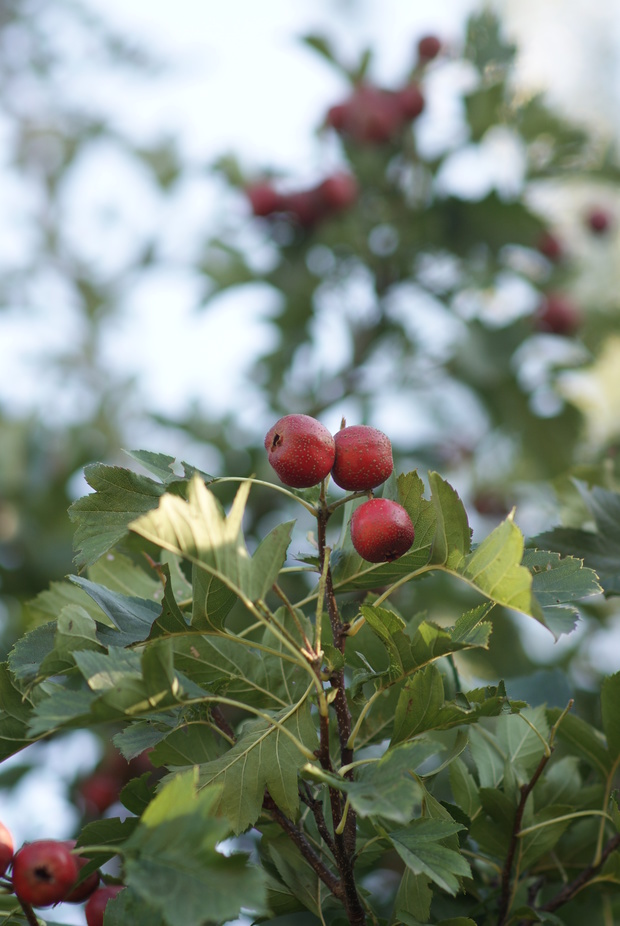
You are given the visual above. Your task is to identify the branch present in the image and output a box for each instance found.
[541,831,620,913]
[497,749,552,925]
[263,791,344,900]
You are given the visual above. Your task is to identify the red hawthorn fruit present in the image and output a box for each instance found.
[77,772,123,815]
[339,85,403,144]
[11,840,79,907]
[395,83,425,120]
[586,207,612,235]
[246,182,283,217]
[0,822,13,877]
[537,230,563,262]
[325,103,348,131]
[318,172,358,211]
[62,841,100,903]
[331,425,394,491]
[417,34,442,61]
[534,293,581,336]
[85,884,125,926]
[351,498,415,563]
[280,189,326,228]
[265,414,336,488]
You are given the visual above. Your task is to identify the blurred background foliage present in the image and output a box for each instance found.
[2,0,620,806]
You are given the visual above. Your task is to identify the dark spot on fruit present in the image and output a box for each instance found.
[35,866,53,882]
[271,432,282,451]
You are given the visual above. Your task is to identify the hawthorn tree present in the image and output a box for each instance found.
[3,8,620,926]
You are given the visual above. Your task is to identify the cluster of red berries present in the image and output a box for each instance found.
[247,171,358,228]
[325,81,425,145]
[324,33,441,145]
[264,414,415,564]
[0,821,123,925]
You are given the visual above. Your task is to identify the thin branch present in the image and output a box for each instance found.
[263,791,344,900]
[301,782,338,857]
[497,749,552,925]
[541,832,620,913]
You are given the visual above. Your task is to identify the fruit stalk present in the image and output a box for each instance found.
[16,899,39,926]
[316,492,366,925]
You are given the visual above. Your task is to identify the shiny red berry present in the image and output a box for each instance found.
[351,498,415,562]
[331,425,394,491]
[265,415,336,488]
[11,839,79,907]
[534,293,581,336]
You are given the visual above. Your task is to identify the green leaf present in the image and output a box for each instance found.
[457,514,533,615]
[129,477,292,610]
[519,804,574,868]
[524,548,602,639]
[197,701,317,833]
[124,774,267,926]
[464,81,506,141]
[535,483,620,595]
[601,672,620,761]
[124,449,211,485]
[70,576,160,645]
[101,886,167,926]
[393,869,432,924]
[23,577,108,629]
[429,472,471,567]
[27,684,97,737]
[0,664,37,759]
[69,463,169,568]
[468,726,506,789]
[149,722,224,768]
[464,10,516,73]
[449,757,482,819]
[172,633,299,710]
[266,836,321,916]
[341,741,434,822]
[389,819,470,895]
[393,471,437,562]
[496,706,549,780]
[547,707,612,777]
[392,665,445,744]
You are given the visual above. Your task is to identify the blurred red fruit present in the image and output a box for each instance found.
[0,822,13,877]
[325,103,348,130]
[77,773,122,815]
[85,884,125,926]
[318,172,358,211]
[280,189,326,228]
[246,182,283,217]
[586,207,612,235]
[395,83,425,120]
[534,293,581,336]
[62,841,100,903]
[333,85,403,144]
[417,35,442,61]
[537,231,563,262]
